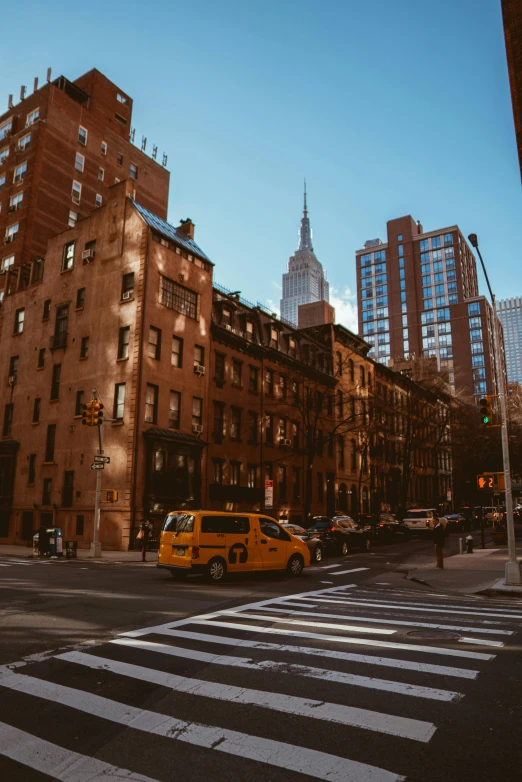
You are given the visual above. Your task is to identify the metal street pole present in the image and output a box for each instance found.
[468,235,521,584]
[90,388,103,558]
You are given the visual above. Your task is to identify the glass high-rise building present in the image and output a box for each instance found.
[498,297,522,384]
[280,185,329,326]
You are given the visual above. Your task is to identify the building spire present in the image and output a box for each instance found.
[298,179,313,251]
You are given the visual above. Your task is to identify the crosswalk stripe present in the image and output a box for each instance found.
[194,618,495,660]
[331,567,370,576]
[458,637,504,647]
[0,671,403,782]
[0,720,157,782]
[311,592,522,617]
[259,604,514,635]
[0,564,11,567]
[302,596,522,621]
[148,627,479,679]
[112,637,462,702]
[219,611,396,635]
[57,650,436,742]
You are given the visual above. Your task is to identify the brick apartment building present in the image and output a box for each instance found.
[0,68,169,288]
[356,215,500,402]
[502,0,522,180]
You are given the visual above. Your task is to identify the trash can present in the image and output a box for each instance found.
[48,527,64,557]
[65,540,78,559]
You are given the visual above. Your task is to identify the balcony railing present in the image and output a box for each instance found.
[49,331,68,350]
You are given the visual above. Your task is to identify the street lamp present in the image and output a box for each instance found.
[468,233,521,585]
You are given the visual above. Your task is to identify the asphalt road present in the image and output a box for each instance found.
[1,538,521,781]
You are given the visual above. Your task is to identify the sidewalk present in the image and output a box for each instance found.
[405,541,522,596]
[0,544,156,563]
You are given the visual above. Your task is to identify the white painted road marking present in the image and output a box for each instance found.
[111,637,462,702]
[304,596,522,621]
[222,610,396,635]
[331,567,370,576]
[0,720,158,781]
[58,650,437,742]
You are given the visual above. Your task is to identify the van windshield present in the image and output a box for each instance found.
[163,514,195,533]
[405,511,431,519]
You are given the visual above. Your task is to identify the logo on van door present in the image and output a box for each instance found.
[228,543,248,564]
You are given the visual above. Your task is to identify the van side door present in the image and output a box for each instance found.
[258,517,290,570]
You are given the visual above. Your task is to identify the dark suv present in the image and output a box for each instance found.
[308,516,371,555]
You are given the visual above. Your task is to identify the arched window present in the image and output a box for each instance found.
[336,352,342,376]
[367,371,372,390]
[337,436,344,468]
[360,365,366,387]
[350,440,357,471]
[362,486,369,513]
[337,390,343,418]
[348,359,355,383]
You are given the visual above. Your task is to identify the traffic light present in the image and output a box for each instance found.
[479,396,493,426]
[103,490,118,503]
[92,402,104,426]
[81,400,96,426]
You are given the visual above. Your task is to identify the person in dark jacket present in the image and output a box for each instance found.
[433,520,446,569]
[37,524,50,558]
[138,519,154,562]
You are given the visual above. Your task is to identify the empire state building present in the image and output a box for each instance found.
[280,185,329,327]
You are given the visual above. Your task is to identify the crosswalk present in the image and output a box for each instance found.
[0,557,56,567]
[1,582,522,781]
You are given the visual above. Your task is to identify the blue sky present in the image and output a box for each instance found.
[2,0,520,330]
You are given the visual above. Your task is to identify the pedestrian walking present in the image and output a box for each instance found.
[37,523,50,558]
[433,519,446,569]
[137,519,153,562]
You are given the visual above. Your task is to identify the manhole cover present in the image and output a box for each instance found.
[407,630,461,640]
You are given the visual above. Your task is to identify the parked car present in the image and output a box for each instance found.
[442,513,466,531]
[402,508,440,534]
[483,507,502,524]
[359,514,413,544]
[280,523,324,563]
[308,516,371,555]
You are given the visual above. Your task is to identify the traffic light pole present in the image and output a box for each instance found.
[469,235,520,585]
[90,388,103,558]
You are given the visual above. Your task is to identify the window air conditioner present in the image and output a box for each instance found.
[8,376,16,385]
[282,438,291,447]
[192,424,203,434]
[4,236,13,244]
[194,364,205,376]
[8,205,16,213]
[122,291,133,300]
[224,324,232,331]
[72,195,81,205]
[82,249,95,261]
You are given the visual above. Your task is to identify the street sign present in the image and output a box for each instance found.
[91,463,104,471]
[265,479,274,509]
[446,488,452,502]
[93,455,110,463]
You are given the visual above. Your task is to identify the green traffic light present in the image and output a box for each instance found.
[482,416,489,424]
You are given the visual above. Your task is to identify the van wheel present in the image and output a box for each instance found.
[340,541,349,556]
[287,554,304,577]
[207,557,227,583]
[313,546,323,563]
[364,537,371,551]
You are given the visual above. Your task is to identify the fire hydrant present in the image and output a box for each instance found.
[466,535,474,554]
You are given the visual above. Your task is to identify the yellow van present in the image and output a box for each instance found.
[157,511,310,582]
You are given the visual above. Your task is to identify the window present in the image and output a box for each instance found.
[278,466,287,502]
[26,108,39,126]
[80,336,89,359]
[144,384,158,423]
[194,345,204,369]
[279,374,287,399]
[350,440,357,471]
[75,390,84,416]
[37,348,45,368]
[76,287,85,309]
[265,414,274,445]
[317,472,324,502]
[76,515,84,535]
[72,180,81,203]
[292,467,300,502]
[230,408,241,440]
[171,336,183,367]
[78,126,87,145]
[288,337,296,357]
[51,304,67,351]
[266,369,274,396]
[50,364,61,400]
[75,153,85,172]
[122,272,134,298]
[247,465,259,489]
[101,141,107,156]
[95,194,102,208]
[192,397,202,427]
[5,222,19,241]
[98,167,104,181]
[8,355,19,382]
[213,402,225,439]
[2,404,13,436]
[348,359,355,382]
[130,163,138,180]
[117,326,130,360]
[160,276,198,319]
[28,454,36,486]
[232,359,242,387]
[148,327,161,359]
[33,398,41,424]
[230,462,241,486]
[14,308,24,334]
[215,353,225,383]
[0,119,12,140]
[360,365,366,387]
[115,113,127,126]
[249,365,258,392]
[68,210,78,227]
[0,174,5,190]
[117,93,129,105]
[45,424,56,462]
[14,162,27,183]
[62,471,75,507]
[248,411,258,444]
[213,460,224,484]
[338,436,345,468]
[62,241,75,271]
[42,478,52,506]
[169,391,180,429]
[468,302,481,316]
[114,383,126,420]
[117,153,123,166]
[2,254,14,271]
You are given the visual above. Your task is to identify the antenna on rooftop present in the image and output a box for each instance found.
[33,77,38,93]
[141,135,147,152]
[20,86,26,101]
[129,128,135,143]
[8,95,13,109]
[46,67,52,82]
[162,153,167,167]
[152,145,158,160]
